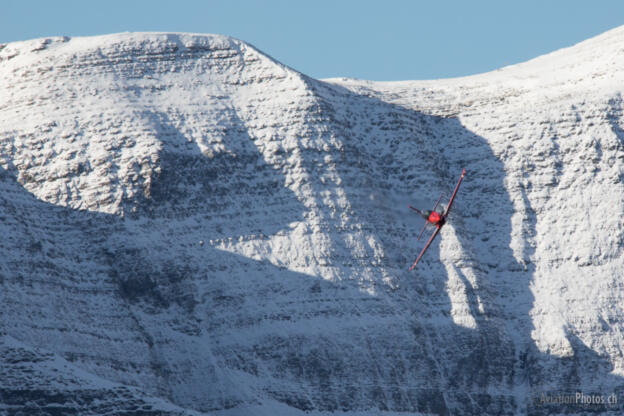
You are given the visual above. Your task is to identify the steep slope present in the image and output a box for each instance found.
[330,25,624,414]
[1,29,624,416]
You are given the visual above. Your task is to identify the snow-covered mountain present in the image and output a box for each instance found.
[1,28,624,416]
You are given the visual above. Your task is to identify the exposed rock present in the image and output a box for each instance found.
[1,29,624,415]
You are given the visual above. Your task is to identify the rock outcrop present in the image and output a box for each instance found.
[1,29,624,415]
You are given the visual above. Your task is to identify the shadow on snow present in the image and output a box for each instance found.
[1,84,623,416]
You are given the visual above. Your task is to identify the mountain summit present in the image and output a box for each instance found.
[1,30,624,415]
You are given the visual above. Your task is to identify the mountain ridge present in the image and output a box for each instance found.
[1,30,624,415]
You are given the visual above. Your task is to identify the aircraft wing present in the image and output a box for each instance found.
[409,226,441,271]
[443,168,466,217]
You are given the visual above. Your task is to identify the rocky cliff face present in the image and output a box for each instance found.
[1,29,624,415]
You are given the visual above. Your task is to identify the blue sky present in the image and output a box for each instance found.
[3,1,623,81]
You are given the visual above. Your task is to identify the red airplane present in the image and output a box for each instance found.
[408,168,466,270]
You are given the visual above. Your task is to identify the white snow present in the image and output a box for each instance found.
[2,28,624,415]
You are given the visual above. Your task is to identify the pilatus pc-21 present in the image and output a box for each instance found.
[408,168,466,270]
